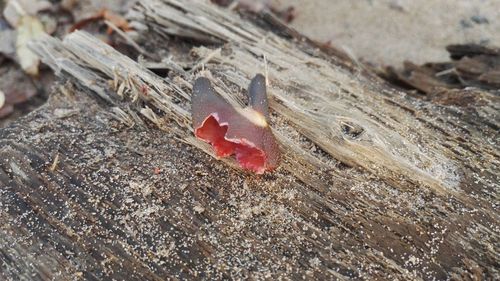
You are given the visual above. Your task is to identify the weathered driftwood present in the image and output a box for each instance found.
[1,0,498,280]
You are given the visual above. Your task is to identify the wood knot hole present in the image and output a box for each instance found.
[340,121,364,139]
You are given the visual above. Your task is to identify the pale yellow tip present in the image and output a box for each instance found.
[238,108,268,127]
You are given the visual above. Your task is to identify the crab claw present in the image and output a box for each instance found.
[191,75,280,174]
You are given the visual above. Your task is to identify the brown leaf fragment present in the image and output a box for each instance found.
[69,8,132,34]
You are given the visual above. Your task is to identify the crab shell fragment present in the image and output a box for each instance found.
[191,74,280,174]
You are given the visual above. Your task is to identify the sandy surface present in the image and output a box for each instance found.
[272,0,500,66]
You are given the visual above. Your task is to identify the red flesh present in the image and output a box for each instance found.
[195,115,267,174]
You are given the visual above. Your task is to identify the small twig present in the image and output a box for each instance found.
[435,67,456,77]
[264,54,269,86]
[104,20,151,58]
[50,153,60,172]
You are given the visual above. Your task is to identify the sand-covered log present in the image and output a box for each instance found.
[0,0,498,280]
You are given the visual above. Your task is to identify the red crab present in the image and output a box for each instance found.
[191,74,280,174]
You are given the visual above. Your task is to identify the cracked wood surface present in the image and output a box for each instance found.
[0,0,498,280]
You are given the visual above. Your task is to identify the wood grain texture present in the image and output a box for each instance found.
[1,0,498,280]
